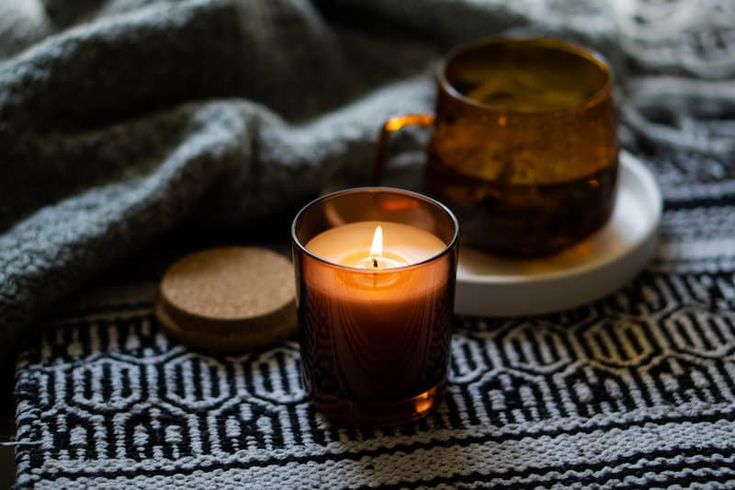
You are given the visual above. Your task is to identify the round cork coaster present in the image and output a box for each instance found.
[155,247,296,352]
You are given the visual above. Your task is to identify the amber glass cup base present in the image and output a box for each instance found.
[311,383,445,427]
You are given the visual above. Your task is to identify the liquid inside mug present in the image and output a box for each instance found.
[374,37,618,257]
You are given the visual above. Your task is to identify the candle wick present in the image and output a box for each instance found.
[372,258,379,268]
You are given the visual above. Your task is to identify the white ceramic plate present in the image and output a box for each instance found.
[455,152,662,317]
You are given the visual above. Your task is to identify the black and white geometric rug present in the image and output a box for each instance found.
[15,152,735,486]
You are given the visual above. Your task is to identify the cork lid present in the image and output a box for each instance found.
[155,247,296,352]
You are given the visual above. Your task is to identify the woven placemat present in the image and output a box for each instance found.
[15,232,735,488]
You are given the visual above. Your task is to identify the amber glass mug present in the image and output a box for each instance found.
[374,38,618,257]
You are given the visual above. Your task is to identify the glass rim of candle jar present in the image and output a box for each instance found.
[438,36,613,116]
[291,186,460,273]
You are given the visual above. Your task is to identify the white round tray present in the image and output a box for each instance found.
[454,152,662,317]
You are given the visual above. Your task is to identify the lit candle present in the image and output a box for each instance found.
[305,221,446,269]
[292,188,459,427]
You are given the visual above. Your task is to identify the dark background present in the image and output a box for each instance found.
[1,396,14,487]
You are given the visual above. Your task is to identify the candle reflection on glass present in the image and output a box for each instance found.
[292,188,459,427]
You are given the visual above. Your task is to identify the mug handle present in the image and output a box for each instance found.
[372,114,435,185]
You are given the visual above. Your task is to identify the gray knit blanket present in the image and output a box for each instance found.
[4,0,735,487]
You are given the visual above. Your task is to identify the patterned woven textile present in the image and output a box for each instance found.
[15,183,735,487]
[9,0,735,487]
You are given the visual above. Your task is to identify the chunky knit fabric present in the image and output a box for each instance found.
[5,0,735,487]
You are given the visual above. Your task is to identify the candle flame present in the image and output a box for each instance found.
[369,225,383,258]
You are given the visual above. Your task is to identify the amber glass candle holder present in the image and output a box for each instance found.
[292,187,459,427]
[374,37,618,257]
